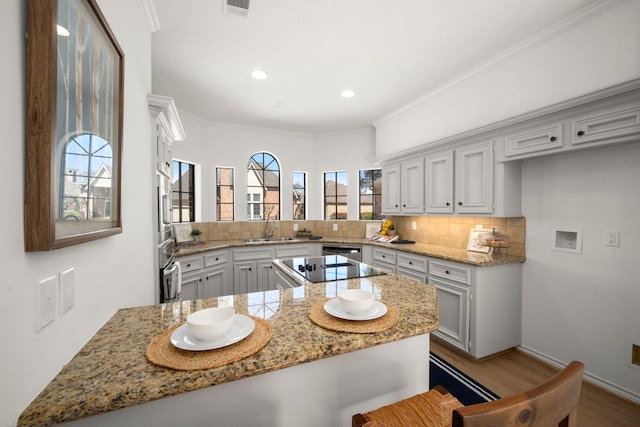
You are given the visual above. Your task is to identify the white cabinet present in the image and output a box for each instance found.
[178,250,231,300]
[425,151,454,214]
[396,252,428,282]
[233,247,275,294]
[504,123,563,158]
[455,141,493,214]
[429,259,522,359]
[571,105,640,146]
[372,247,396,273]
[382,158,424,215]
[381,163,401,214]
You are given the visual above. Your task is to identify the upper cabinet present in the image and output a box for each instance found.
[455,141,493,214]
[148,94,186,177]
[382,157,424,215]
[425,151,454,214]
[571,105,640,146]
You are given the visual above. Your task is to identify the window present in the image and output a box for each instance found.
[359,169,382,220]
[247,152,280,221]
[324,171,347,220]
[60,133,113,220]
[172,160,195,222]
[216,167,234,221]
[292,171,306,220]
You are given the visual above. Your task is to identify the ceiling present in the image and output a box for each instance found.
[150,0,600,134]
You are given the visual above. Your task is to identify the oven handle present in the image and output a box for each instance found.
[165,261,182,301]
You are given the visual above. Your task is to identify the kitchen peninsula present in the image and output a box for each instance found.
[19,266,438,427]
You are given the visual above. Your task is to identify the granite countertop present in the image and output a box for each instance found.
[175,237,525,267]
[18,273,438,426]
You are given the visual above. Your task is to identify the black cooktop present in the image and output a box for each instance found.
[282,255,386,283]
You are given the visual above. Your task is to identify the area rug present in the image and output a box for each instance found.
[429,352,500,406]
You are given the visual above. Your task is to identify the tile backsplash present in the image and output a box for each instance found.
[189,216,525,258]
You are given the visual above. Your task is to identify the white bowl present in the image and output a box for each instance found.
[338,289,374,315]
[187,307,235,342]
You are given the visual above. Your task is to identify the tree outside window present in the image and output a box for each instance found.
[324,171,347,220]
[359,169,382,220]
[247,152,280,221]
[292,171,306,220]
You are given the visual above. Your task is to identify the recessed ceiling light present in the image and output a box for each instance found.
[341,89,355,98]
[57,25,70,37]
[251,70,268,80]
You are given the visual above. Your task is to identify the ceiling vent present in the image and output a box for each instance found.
[223,0,250,17]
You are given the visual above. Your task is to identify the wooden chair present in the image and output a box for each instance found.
[353,360,585,427]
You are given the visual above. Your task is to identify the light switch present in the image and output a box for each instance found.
[37,276,57,331]
[293,223,299,232]
[333,224,338,232]
[60,268,75,315]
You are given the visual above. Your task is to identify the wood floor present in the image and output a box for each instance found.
[430,339,640,427]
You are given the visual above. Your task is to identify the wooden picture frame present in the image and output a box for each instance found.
[25,0,124,251]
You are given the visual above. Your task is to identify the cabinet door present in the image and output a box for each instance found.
[233,262,256,295]
[571,105,640,145]
[400,157,424,214]
[257,260,276,292]
[430,277,470,352]
[425,151,453,213]
[381,163,401,214]
[455,141,493,213]
[181,274,201,301]
[504,124,562,158]
[201,267,228,299]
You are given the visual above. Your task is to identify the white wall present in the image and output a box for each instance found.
[374,1,640,158]
[173,112,378,221]
[0,1,155,426]
[521,143,640,401]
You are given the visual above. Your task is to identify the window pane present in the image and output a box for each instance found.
[324,171,347,220]
[216,167,234,221]
[359,168,382,220]
[248,152,280,220]
[172,160,195,222]
[292,172,306,220]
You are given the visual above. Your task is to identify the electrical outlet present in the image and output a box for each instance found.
[273,221,279,229]
[333,223,338,232]
[604,230,620,247]
[37,276,57,331]
[60,268,75,315]
[411,221,417,230]
[293,223,298,232]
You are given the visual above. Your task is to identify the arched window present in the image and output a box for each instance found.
[60,133,113,220]
[247,152,280,221]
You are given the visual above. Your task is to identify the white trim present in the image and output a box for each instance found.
[518,345,640,405]
[141,0,160,32]
[373,0,630,128]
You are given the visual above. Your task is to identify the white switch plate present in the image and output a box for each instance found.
[411,221,417,230]
[605,230,620,247]
[60,268,75,315]
[37,276,57,331]
[333,223,338,231]
[293,223,298,231]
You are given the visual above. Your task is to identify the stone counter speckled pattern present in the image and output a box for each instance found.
[18,273,438,426]
[175,238,524,267]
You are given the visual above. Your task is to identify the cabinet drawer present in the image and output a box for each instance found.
[429,261,470,285]
[373,248,396,264]
[396,253,427,274]
[505,124,563,157]
[233,247,274,261]
[179,255,203,275]
[275,244,312,259]
[204,250,228,268]
[571,105,640,145]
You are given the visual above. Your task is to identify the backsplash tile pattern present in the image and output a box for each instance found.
[190,216,526,257]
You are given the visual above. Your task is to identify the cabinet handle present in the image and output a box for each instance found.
[577,130,585,137]
[446,202,450,206]
[403,204,406,207]
[409,261,413,265]
[248,267,252,271]
[395,204,398,208]
[187,263,191,267]
[458,202,463,206]
[445,270,450,274]
[550,136,557,141]
[215,257,219,261]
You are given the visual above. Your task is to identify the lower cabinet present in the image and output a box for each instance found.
[372,247,397,273]
[429,259,522,359]
[178,250,231,300]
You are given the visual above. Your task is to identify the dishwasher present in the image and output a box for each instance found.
[321,244,362,261]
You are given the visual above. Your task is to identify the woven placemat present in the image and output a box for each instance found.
[308,299,400,333]
[146,316,272,371]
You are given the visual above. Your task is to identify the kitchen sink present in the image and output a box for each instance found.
[244,237,300,244]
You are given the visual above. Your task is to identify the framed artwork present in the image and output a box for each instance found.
[25,0,124,251]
